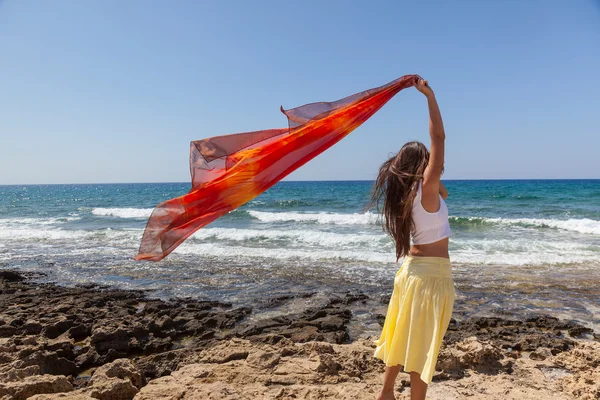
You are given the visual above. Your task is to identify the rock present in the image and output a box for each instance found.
[529,347,553,361]
[134,349,185,380]
[256,295,294,309]
[68,324,91,340]
[88,377,138,400]
[0,374,73,400]
[0,365,40,382]
[15,351,78,376]
[305,342,335,355]
[437,337,507,377]
[75,347,100,368]
[46,338,75,359]
[71,359,145,400]
[328,291,369,306]
[89,358,144,389]
[0,325,16,337]
[444,315,577,358]
[149,316,174,332]
[0,340,16,353]
[0,271,25,282]
[205,349,249,364]
[268,375,297,385]
[90,326,131,353]
[246,350,280,369]
[98,349,128,365]
[21,335,39,346]
[568,326,593,338]
[24,320,43,335]
[133,375,186,400]
[237,303,351,345]
[43,317,74,339]
[29,393,94,399]
[313,353,341,375]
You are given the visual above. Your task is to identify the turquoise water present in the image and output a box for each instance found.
[1,180,599,331]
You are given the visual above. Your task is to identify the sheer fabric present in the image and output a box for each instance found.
[136,75,417,261]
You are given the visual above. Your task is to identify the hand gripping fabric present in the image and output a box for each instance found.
[135,75,417,261]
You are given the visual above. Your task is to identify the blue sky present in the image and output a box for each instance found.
[1,0,599,184]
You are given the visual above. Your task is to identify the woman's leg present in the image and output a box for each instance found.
[409,372,428,400]
[377,365,402,399]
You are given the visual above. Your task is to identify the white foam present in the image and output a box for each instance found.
[450,237,599,266]
[248,211,378,225]
[0,228,87,241]
[91,208,153,219]
[451,216,600,235]
[493,217,600,235]
[175,242,394,263]
[190,227,388,247]
[0,225,142,243]
[0,217,80,226]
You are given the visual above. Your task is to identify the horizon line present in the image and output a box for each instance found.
[1,178,599,186]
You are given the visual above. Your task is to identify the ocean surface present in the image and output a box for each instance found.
[1,180,599,335]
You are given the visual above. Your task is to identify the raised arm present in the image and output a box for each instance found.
[415,77,447,211]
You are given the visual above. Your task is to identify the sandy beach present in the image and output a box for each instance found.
[1,270,598,400]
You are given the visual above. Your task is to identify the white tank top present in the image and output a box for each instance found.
[411,180,452,245]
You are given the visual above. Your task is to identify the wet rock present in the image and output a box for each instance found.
[568,326,593,338]
[24,320,43,335]
[444,315,577,357]
[149,315,174,332]
[0,270,25,282]
[91,326,132,354]
[143,335,172,353]
[43,317,74,339]
[68,324,91,340]
[98,349,128,365]
[0,325,16,337]
[256,333,288,345]
[256,295,295,309]
[328,291,369,306]
[16,351,78,376]
[75,347,100,368]
[45,338,75,359]
[239,304,351,345]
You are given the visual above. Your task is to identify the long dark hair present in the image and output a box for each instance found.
[367,141,430,261]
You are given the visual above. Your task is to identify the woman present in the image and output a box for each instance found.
[369,77,454,400]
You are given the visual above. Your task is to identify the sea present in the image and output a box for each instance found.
[1,180,599,336]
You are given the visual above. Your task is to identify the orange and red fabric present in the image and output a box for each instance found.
[136,75,417,261]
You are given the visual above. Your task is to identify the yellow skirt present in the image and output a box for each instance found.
[374,256,455,385]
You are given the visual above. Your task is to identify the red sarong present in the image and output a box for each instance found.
[136,75,417,261]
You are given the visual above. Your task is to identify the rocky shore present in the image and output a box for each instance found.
[0,270,598,400]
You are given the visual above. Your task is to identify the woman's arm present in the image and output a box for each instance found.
[415,77,446,211]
